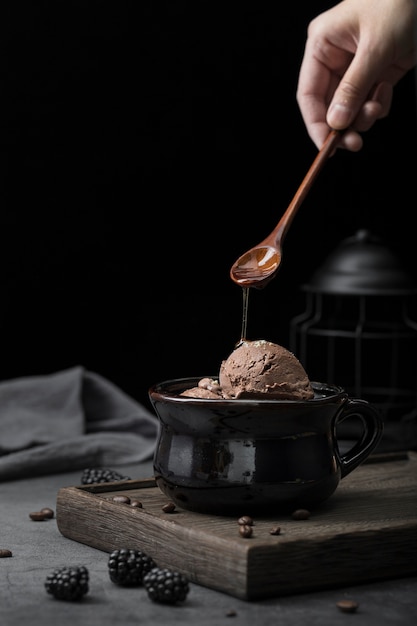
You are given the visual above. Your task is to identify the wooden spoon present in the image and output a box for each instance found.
[230,129,342,289]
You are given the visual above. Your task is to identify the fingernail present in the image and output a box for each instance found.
[328,102,352,128]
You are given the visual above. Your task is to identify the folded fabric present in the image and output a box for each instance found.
[0,366,158,481]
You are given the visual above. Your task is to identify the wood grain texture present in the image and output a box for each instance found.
[56,452,417,600]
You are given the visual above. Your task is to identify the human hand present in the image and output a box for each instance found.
[296,0,417,151]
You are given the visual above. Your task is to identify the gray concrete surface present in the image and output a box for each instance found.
[1,461,416,626]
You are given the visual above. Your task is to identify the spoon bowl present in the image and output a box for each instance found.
[230,129,342,288]
[230,246,281,288]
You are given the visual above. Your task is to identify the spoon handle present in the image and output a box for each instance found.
[262,129,342,247]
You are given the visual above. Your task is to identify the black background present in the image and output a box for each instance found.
[3,1,417,410]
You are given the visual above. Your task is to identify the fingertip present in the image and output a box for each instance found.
[340,130,363,152]
[327,102,353,130]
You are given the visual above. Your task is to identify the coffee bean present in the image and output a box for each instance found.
[162,501,176,513]
[0,549,12,558]
[29,512,47,521]
[336,599,359,613]
[239,524,253,538]
[237,515,253,526]
[40,507,54,519]
[112,495,131,504]
[130,499,143,508]
[269,526,281,535]
[291,508,311,520]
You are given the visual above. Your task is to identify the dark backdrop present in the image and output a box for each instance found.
[3,1,417,410]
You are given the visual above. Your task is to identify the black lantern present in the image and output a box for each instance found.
[290,230,417,452]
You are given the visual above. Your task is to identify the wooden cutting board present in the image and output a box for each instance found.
[56,451,417,600]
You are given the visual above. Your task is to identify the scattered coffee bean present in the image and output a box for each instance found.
[238,524,253,538]
[40,507,54,519]
[237,515,253,526]
[291,508,311,520]
[0,549,13,558]
[112,495,131,504]
[269,526,281,535]
[336,599,359,613]
[130,499,143,508]
[225,609,237,617]
[162,501,176,513]
[29,511,47,521]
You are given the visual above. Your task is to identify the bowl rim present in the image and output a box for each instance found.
[148,377,347,404]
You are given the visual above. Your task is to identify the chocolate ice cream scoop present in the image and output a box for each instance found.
[219,339,314,400]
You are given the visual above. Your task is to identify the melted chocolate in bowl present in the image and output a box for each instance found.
[149,378,383,515]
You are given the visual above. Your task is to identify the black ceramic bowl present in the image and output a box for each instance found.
[149,378,383,515]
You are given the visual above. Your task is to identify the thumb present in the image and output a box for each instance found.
[327,53,386,129]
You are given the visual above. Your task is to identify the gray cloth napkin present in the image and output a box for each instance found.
[0,366,158,480]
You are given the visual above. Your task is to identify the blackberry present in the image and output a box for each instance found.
[81,467,131,484]
[143,567,190,604]
[45,565,89,601]
[108,548,156,586]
